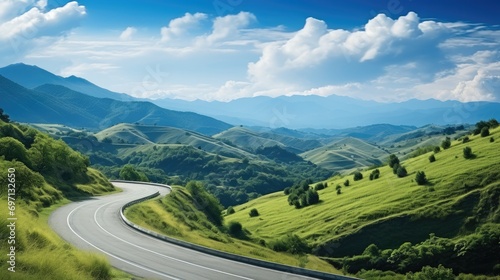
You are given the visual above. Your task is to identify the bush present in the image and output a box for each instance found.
[406,265,455,280]
[226,206,235,215]
[336,185,342,195]
[269,234,310,254]
[481,127,490,137]
[388,154,400,168]
[227,221,243,236]
[441,137,451,149]
[314,182,326,191]
[353,171,363,181]
[462,136,469,143]
[433,146,440,153]
[369,169,380,180]
[415,171,427,185]
[463,147,473,159]
[396,166,407,178]
[428,154,436,163]
[491,137,495,143]
[249,208,259,217]
[344,179,350,187]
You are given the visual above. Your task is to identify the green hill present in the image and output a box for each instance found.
[213,126,324,153]
[226,126,500,277]
[300,137,388,172]
[95,123,253,159]
[0,117,126,280]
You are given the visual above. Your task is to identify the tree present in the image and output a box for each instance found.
[227,221,243,236]
[336,185,342,195]
[415,171,427,185]
[369,169,380,180]
[481,127,490,137]
[306,189,319,205]
[441,137,451,149]
[388,154,400,168]
[433,146,440,153]
[428,154,436,163]
[314,182,326,191]
[462,136,469,143]
[226,206,235,215]
[119,164,148,182]
[0,108,10,123]
[491,137,495,143]
[344,179,350,187]
[463,146,473,159]
[397,166,407,178]
[353,171,363,181]
[249,208,259,217]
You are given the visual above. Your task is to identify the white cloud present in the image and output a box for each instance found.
[0,1,86,64]
[197,12,256,46]
[120,27,137,40]
[160,12,207,42]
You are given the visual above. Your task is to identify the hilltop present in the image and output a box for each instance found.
[225,124,500,277]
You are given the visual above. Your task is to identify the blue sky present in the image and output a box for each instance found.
[1,0,499,102]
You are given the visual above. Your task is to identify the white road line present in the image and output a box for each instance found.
[94,200,254,280]
[67,202,181,280]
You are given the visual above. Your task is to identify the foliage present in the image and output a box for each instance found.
[249,208,259,217]
[186,181,224,226]
[441,137,451,149]
[462,136,470,143]
[396,166,408,178]
[463,147,473,159]
[227,221,243,236]
[314,182,327,191]
[405,265,455,280]
[433,146,440,153]
[255,145,302,163]
[369,169,380,180]
[473,119,498,135]
[415,171,427,185]
[226,206,235,215]
[480,127,490,137]
[388,154,400,168]
[0,108,10,122]
[490,137,494,143]
[344,179,350,187]
[269,234,310,254]
[353,171,363,181]
[428,154,435,163]
[119,164,149,182]
[336,184,342,195]
[286,179,320,208]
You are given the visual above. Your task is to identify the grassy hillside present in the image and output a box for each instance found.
[300,137,388,172]
[0,118,129,280]
[96,123,253,158]
[125,184,341,274]
[226,126,500,277]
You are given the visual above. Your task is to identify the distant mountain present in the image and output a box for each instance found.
[154,95,500,129]
[0,76,231,134]
[0,63,134,101]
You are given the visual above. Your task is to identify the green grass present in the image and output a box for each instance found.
[125,186,342,274]
[226,127,500,257]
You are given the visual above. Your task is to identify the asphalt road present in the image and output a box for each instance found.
[49,181,324,280]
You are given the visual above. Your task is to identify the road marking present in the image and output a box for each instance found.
[67,202,182,280]
[94,200,254,280]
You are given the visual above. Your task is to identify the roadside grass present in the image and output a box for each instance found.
[226,127,500,256]
[125,187,341,274]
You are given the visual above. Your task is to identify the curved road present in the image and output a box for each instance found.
[49,181,323,280]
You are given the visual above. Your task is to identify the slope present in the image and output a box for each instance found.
[95,123,253,158]
[0,77,231,135]
[300,137,389,171]
[226,126,500,275]
[0,63,133,101]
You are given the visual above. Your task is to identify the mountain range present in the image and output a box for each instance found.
[1,63,500,132]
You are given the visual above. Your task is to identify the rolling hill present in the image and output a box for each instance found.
[225,125,500,277]
[0,77,232,134]
[300,137,388,172]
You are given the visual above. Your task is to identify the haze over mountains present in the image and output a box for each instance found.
[1,63,500,132]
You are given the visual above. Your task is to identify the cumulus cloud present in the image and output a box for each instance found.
[120,27,137,40]
[161,12,207,42]
[197,12,256,46]
[0,1,86,64]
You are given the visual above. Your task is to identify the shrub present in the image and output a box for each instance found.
[314,182,326,191]
[491,137,495,143]
[433,146,440,153]
[283,187,291,195]
[388,154,400,168]
[415,171,427,185]
[428,154,436,163]
[336,185,342,195]
[344,179,350,187]
[463,147,473,159]
[227,221,243,236]
[353,171,363,181]
[249,208,259,217]
[481,127,490,137]
[269,234,310,254]
[397,166,407,178]
[226,206,235,215]
[369,169,380,180]
[462,136,469,143]
[441,137,451,149]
